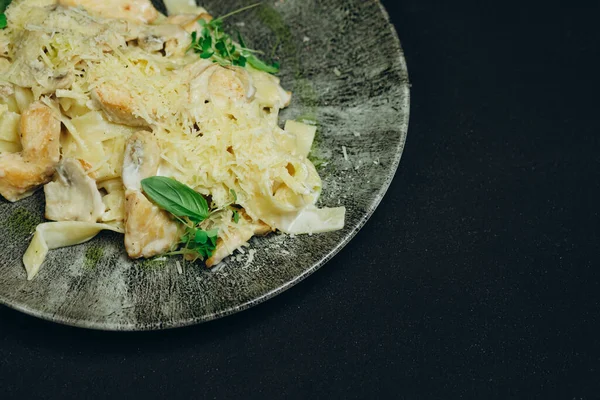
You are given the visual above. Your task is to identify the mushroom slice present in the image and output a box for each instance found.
[44,158,106,222]
[122,131,160,191]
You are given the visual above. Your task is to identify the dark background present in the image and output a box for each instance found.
[1,1,599,398]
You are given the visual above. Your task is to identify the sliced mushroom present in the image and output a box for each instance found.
[140,22,192,58]
[122,131,161,191]
[137,34,165,53]
[44,158,106,222]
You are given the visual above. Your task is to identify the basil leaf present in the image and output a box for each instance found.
[141,177,210,223]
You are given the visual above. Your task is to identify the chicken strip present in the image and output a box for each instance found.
[189,64,256,109]
[91,83,149,128]
[206,215,272,267]
[58,0,159,24]
[0,102,61,202]
[124,190,182,258]
[122,132,182,258]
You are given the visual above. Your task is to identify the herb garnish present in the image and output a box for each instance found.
[141,176,218,261]
[230,189,240,223]
[0,0,12,30]
[141,176,210,224]
[188,3,280,74]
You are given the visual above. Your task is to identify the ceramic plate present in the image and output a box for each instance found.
[0,0,409,330]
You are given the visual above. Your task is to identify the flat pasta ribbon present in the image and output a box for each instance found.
[23,221,123,280]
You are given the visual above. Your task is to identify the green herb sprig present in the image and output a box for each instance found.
[188,3,280,74]
[0,0,13,30]
[141,176,218,261]
[141,177,244,262]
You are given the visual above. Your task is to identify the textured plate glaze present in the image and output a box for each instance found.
[0,0,409,330]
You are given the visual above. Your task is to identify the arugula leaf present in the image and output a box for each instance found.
[0,13,6,29]
[141,176,210,224]
[233,210,240,224]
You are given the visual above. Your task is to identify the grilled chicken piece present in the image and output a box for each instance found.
[206,216,272,267]
[122,132,182,258]
[189,64,256,109]
[0,102,61,202]
[124,190,182,258]
[91,83,150,128]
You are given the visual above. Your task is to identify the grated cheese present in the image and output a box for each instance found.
[342,145,349,161]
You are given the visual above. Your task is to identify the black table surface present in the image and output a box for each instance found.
[1,1,598,399]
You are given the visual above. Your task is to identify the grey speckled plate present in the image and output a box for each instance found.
[0,0,409,330]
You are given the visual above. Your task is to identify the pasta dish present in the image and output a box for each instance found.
[0,0,345,280]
